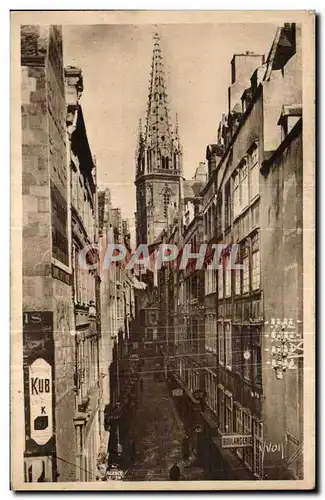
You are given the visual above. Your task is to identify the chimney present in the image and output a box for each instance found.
[64,66,84,106]
[228,53,265,114]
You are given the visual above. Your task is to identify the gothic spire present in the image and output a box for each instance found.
[174,112,181,150]
[144,32,173,152]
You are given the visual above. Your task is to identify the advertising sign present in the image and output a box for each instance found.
[221,434,252,449]
[29,358,53,446]
[23,311,54,454]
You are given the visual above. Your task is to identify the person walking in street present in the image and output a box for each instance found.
[169,462,180,481]
[182,434,190,464]
[129,439,136,464]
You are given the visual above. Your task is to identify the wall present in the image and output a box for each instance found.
[260,122,303,479]
[21,25,76,482]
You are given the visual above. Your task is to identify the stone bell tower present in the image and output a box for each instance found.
[135,33,183,247]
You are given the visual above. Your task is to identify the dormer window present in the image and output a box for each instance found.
[278,104,302,141]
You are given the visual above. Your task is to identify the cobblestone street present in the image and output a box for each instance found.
[124,358,212,481]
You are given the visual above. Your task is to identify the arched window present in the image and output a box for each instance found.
[166,157,169,169]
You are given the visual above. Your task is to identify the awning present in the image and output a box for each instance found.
[132,276,147,290]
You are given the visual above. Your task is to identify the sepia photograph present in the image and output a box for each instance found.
[10,10,315,490]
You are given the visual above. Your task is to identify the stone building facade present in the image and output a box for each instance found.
[21,24,76,483]
[65,65,101,482]
[157,23,304,481]
[21,26,101,483]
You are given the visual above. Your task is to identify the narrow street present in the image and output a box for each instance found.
[124,357,212,481]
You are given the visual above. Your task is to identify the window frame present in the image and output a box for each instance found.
[249,143,260,200]
[253,419,264,479]
[225,322,232,370]
[218,321,225,366]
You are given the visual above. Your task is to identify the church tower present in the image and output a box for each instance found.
[135,33,182,246]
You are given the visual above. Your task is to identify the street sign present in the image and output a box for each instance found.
[221,434,252,449]
[172,388,183,397]
[193,424,203,433]
[29,358,53,446]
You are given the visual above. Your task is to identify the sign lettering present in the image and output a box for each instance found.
[29,358,53,446]
[221,434,252,449]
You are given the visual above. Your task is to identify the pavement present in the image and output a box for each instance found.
[123,357,212,482]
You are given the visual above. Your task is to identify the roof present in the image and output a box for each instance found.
[183,179,204,199]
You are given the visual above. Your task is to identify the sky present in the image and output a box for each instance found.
[63,23,278,236]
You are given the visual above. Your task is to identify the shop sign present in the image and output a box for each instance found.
[106,468,124,481]
[172,388,183,397]
[29,358,53,446]
[221,434,252,449]
[130,354,139,360]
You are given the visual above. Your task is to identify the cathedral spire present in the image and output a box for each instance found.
[175,112,181,149]
[144,32,173,157]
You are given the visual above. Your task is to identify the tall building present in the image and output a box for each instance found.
[65,66,101,483]
[163,23,304,481]
[135,33,182,247]
[21,25,76,483]
[21,26,101,483]
[134,33,183,354]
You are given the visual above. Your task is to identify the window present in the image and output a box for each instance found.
[242,245,249,293]
[243,329,251,381]
[243,410,253,470]
[211,315,217,352]
[224,181,231,229]
[206,314,217,352]
[206,371,217,413]
[250,145,259,200]
[235,268,241,295]
[218,322,224,365]
[240,161,249,209]
[205,269,216,295]
[233,172,240,218]
[235,405,243,459]
[232,326,242,376]
[253,420,264,478]
[234,245,241,295]
[252,330,262,386]
[218,386,225,432]
[252,233,260,290]
[218,265,224,299]
[216,194,223,236]
[225,392,233,433]
[225,255,231,298]
[225,322,232,369]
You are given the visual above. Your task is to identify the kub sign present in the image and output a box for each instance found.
[29,358,53,446]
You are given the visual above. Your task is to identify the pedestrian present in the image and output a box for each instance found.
[169,462,181,481]
[129,439,136,463]
[182,434,190,462]
[140,377,144,392]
